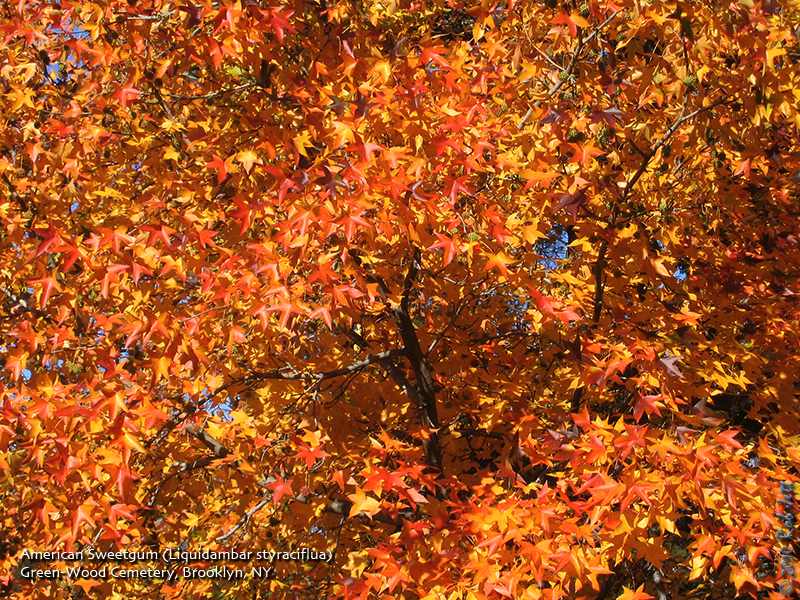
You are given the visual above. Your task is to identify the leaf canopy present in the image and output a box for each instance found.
[1,0,800,598]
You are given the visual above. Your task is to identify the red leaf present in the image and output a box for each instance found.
[207,37,223,69]
[715,429,743,450]
[634,394,663,422]
[551,12,589,38]
[112,82,140,108]
[268,476,293,504]
[30,275,60,308]
[429,234,459,267]
[206,154,229,183]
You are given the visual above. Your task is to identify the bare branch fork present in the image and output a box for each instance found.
[547,9,623,97]
[143,348,404,454]
[215,488,416,543]
[244,349,404,383]
[591,94,733,323]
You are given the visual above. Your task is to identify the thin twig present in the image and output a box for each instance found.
[246,349,404,383]
[532,45,563,70]
[216,495,272,542]
[547,10,622,97]
[591,94,732,322]
[162,83,257,101]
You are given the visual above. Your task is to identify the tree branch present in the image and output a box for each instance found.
[547,10,622,97]
[392,249,443,470]
[216,494,272,542]
[144,350,404,451]
[592,95,731,322]
[184,423,229,458]
[246,349,405,383]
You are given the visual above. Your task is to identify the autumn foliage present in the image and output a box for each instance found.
[2,0,800,598]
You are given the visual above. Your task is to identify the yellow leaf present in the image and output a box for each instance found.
[549,271,583,286]
[152,356,171,382]
[92,187,125,200]
[651,258,671,277]
[618,223,637,239]
[612,513,634,535]
[122,433,146,453]
[160,118,185,132]
[472,21,484,42]
[569,236,593,252]
[568,376,582,390]
[617,584,653,600]
[163,146,181,161]
[6,87,36,112]
[570,13,590,28]
[293,131,312,158]
[484,251,514,275]
[347,490,381,518]
[369,60,391,85]
[730,566,757,591]
[206,420,226,441]
[519,61,538,82]
[523,223,545,244]
[345,550,370,578]
[229,410,250,427]
[689,555,707,580]
[237,150,261,174]
[331,120,355,147]
[656,516,676,534]
[766,47,786,69]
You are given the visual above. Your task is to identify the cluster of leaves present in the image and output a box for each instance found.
[1,0,800,598]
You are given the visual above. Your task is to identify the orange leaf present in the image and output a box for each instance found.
[715,430,743,450]
[617,585,654,600]
[484,251,514,275]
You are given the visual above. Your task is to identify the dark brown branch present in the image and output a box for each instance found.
[113,11,173,21]
[161,84,300,108]
[292,493,418,528]
[146,454,216,506]
[162,83,257,101]
[622,99,729,199]
[392,249,442,470]
[145,379,236,450]
[146,420,236,506]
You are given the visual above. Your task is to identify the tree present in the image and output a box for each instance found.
[1,0,799,598]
